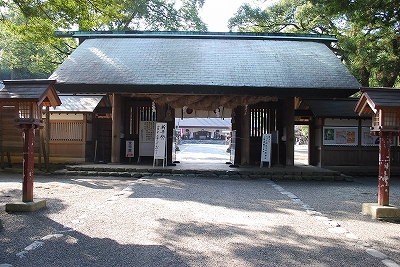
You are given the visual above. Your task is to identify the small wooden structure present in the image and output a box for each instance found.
[0,79,61,209]
[355,87,400,207]
[48,94,105,162]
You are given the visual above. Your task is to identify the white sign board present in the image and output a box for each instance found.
[230,130,236,164]
[139,121,156,157]
[260,134,272,168]
[154,123,167,160]
[126,140,134,157]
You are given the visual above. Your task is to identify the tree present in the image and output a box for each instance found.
[228,0,336,34]
[0,0,207,78]
[108,0,206,31]
[310,0,400,87]
[0,8,77,78]
[229,0,400,88]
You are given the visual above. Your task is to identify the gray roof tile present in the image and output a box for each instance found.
[50,36,360,97]
[304,98,369,118]
[50,95,103,112]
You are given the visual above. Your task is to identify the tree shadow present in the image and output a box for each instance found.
[0,199,189,267]
[154,218,382,266]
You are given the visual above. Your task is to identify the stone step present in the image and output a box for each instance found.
[54,166,351,182]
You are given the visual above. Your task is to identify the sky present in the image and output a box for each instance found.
[198,0,275,32]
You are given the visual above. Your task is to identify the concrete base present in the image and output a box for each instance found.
[362,203,400,220]
[5,199,46,212]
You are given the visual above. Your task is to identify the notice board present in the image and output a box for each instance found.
[139,121,156,157]
[260,134,272,168]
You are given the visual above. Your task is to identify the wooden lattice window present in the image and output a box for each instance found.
[129,105,157,135]
[50,121,83,141]
[250,108,276,137]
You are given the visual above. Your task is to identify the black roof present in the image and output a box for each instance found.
[50,32,360,98]
[304,98,369,118]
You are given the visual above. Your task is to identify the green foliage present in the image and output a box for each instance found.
[229,0,400,88]
[108,0,206,31]
[229,0,336,34]
[0,10,77,78]
[0,0,207,79]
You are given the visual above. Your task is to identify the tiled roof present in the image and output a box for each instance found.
[50,95,104,112]
[304,98,369,118]
[355,87,400,115]
[0,79,61,107]
[50,33,360,98]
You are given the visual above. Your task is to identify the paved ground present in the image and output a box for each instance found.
[175,143,309,165]
[1,143,399,266]
[1,173,399,267]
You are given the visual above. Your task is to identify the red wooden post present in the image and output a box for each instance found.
[22,125,35,202]
[378,131,391,206]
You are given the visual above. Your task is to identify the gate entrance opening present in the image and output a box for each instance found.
[174,118,231,164]
[294,125,309,165]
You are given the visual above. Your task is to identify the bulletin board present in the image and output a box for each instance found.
[139,121,156,157]
[323,127,357,146]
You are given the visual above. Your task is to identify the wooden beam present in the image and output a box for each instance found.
[240,105,250,166]
[111,94,121,163]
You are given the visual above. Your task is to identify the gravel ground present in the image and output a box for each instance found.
[0,173,399,267]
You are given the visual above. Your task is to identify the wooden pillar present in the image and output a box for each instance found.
[42,107,50,171]
[231,107,241,166]
[111,93,121,163]
[240,105,250,166]
[308,120,316,166]
[166,107,174,165]
[22,125,35,202]
[285,97,295,166]
[378,131,391,206]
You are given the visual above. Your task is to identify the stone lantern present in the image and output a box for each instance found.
[0,79,61,211]
[355,87,400,219]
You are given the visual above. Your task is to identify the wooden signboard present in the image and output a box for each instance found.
[260,134,272,168]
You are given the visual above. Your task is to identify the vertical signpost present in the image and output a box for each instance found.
[153,122,167,168]
[260,134,272,168]
[229,130,237,166]
[126,140,134,162]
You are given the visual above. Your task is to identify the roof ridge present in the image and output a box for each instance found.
[55,31,337,43]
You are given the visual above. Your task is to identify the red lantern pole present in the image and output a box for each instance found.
[378,131,391,206]
[22,125,35,202]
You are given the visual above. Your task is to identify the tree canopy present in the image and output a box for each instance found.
[0,0,207,79]
[229,0,399,88]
